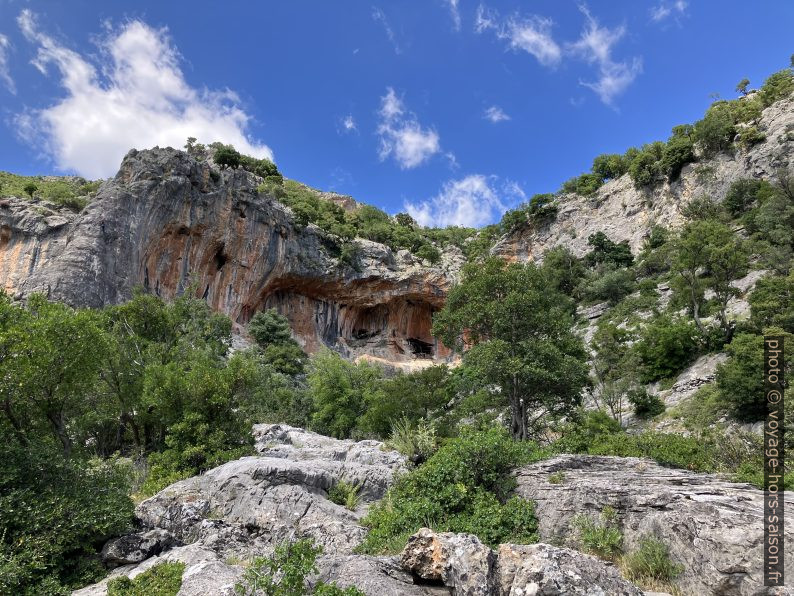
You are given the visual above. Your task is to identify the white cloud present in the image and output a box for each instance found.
[0,34,14,93]
[372,7,402,54]
[340,114,357,133]
[405,174,524,228]
[484,105,510,122]
[651,1,687,22]
[445,0,461,31]
[377,87,440,170]
[15,10,272,179]
[475,4,561,68]
[567,6,642,105]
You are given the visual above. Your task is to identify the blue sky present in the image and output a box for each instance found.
[0,1,792,227]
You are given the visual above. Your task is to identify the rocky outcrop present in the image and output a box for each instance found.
[400,529,643,596]
[515,454,794,595]
[101,528,179,568]
[494,95,794,263]
[134,425,406,560]
[0,147,459,363]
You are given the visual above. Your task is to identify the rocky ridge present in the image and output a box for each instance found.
[74,427,790,595]
[0,148,461,363]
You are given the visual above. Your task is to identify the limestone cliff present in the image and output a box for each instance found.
[0,148,460,362]
[494,94,794,262]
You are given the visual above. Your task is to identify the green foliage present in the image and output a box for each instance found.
[736,126,766,150]
[627,387,666,419]
[581,266,636,305]
[757,68,794,107]
[500,194,559,232]
[358,365,451,438]
[0,443,133,594]
[628,142,664,188]
[553,410,622,454]
[385,417,438,464]
[235,538,363,596]
[359,428,541,554]
[724,178,775,216]
[622,537,683,584]
[573,507,622,560]
[433,258,589,439]
[0,171,98,210]
[540,246,587,297]
[693,101,738,157]
[634,314,700,383]
[716,330,793,422]
[749,273,794,333]
[249,309,294,348]
[328,481,361,511]
[591,153,629,180]
[308,350,383,439]
[547,471,565,484]
[213,144,242,169]
[660,135,695,182]
[107,562,185,596]
[561,172,603,196]
[585,232,634,268]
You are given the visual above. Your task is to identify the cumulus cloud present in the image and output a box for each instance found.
[475,4,561,68]
[404,174,524,228]
[377,87,440,170]
[650,0,687,22]
[484,105,510,122]
[567,5,642,105]
[0,33,14,93]
[15,10,272,179]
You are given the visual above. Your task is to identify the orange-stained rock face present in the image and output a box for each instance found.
[0,148,460,363]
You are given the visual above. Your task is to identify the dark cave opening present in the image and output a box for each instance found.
[213,245,228,271]
[407,337,433,358]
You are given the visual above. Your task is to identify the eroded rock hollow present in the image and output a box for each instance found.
[0,148,460,363]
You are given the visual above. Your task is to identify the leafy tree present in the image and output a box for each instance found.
[735,78,750,96]
[757,68,794,107]
[627,387,666,419]
[671,219,743,333]
[634,314,700,383]
[724,178,776,216]
[561,172,603,196]
[628,143,664,188]
[358,365,452,437]
[540,246,586,297]
[213,144,242,169]
[308,350,383,438]
[433,258,588,439]
[249,309,294,348]
[584,232,634,268]
[394,212,416,227]
[749,273,794,333]
[591,153,628,180]
[716,330,793,421]
[23,182,37,198]
[693,101,737,157]
[590,323,637,421]
[581,266,636,305]
[661,135,695,182]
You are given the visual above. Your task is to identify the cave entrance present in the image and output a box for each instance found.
[407,337,433,358]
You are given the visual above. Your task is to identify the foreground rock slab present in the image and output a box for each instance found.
[515,454,794,595]
[400,528,643,596]
[135,424,406,559]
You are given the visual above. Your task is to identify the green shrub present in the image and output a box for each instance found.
[588,431,715,472]
[213,144,242,169]
[628,143,664,188]
[561,172,603,196]
[23,182,37,197]
[622,537,683,584]
[359,427,541,553]
[627,387,666,419]
[581,267,636,305]
[592,153,629,180]
[757,68,794,107]
[248,309,293,348]
[736,126,766,150]
[661,135,695,182]
[693,102,737,157]
[585,232,634,268]
[553,410,622,454]
[573,506,623,560]
[724,179,776,216]
[634,314,700,383]
[749,273,794,333]
[328,480,361,511]
[235,538,363,596]
[385,417,438,464]
[548,471,566,484]
[108,562,185,596]
[0,443,134,594]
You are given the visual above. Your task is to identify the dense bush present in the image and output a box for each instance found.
[627,387,666,419]
[359,427,541,553]
[634,314,700,383]
[0,443,133,594]
[561,172,604,196]
[581,266,636,305]
[592,153,629,180]
[107,562,184,596]
[724,178,775,216]
[584,232,634,268]
[749,273,794,333]
[693,102,737,157]
[628,142,664,188]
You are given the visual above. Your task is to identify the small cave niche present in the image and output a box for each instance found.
[407,337,433,358]
[352,328,380,340]
[213,244,228,272]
